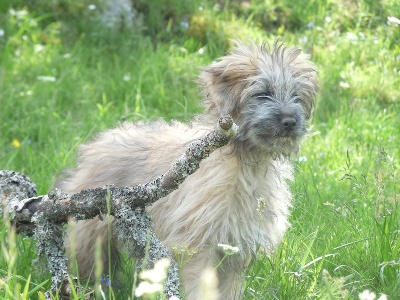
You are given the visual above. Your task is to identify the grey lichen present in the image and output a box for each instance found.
[0,170,37,218]
[115,206,180,297]
[34,216,68,290]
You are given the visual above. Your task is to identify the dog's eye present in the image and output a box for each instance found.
[292,93,302,103]
[256,91,273,100]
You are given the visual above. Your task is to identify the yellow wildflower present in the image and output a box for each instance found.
[12,139,21,148]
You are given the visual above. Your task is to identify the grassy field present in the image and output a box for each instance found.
[1,0,399,299]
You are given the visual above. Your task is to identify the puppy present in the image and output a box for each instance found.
[56,40,318,299]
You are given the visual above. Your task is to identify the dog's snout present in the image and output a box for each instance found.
[281,117,297,129]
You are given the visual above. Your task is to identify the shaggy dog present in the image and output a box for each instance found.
[56,40,318,299]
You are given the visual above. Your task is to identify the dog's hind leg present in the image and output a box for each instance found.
[65,217,121,282]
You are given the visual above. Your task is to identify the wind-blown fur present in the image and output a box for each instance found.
[56,41,318,299]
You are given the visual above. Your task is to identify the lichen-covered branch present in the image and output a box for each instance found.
[34,218,68,289]
[3,116,237,235]
[115,207,180,298]
[0,170,38,218]
[0,116,237,299]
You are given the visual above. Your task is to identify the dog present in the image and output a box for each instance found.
[55,40,318,299]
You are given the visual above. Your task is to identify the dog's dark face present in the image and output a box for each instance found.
[199,41,318,156]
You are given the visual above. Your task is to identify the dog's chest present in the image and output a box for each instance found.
[213,160,292,253]
[150,149,293,254]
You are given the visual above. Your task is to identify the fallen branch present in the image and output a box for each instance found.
[0,116,237,299]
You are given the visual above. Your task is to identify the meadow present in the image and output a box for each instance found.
[0,0,399,299]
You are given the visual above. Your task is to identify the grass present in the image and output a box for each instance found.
[1,0,399,299]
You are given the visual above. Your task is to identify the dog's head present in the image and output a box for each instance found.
[199,40,318,156]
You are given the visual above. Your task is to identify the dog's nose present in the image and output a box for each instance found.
[281,117,297,129]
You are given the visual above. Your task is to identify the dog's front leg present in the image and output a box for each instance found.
[216,252,251,300]
[179,247,249,300]
[178,248,218,300]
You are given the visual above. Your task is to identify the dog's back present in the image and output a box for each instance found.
[56,119,207,193]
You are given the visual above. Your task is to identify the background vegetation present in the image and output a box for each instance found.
[0,0,399,299]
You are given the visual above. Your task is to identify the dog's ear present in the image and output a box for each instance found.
[288,51,319,121]
[198,43,258,117]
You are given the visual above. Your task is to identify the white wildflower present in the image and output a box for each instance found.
[34,44,44,53]
[0,29,4,37]
[123,73,131,81]
[213,4,221,12]
[387,16,400,25]
[140,258,170,283]
[346,32,358,41]
[217,243,240,255]
[9,9,28,18]
[135,281,163,297]
[359,289,376,300]
[37,76,56,82]
[88,4,96,10]
[298,156,308,162]
[19,90,33,97]
[200,268,218,300]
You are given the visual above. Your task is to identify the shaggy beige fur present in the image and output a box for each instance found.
[56,40,318,299]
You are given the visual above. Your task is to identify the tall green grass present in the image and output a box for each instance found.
[1,0,399,299]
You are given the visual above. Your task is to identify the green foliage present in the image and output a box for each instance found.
[132,0,202,37]
[0,0,399,299]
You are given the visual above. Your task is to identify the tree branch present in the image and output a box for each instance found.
[2,116,236,234]
[0,116,237,298]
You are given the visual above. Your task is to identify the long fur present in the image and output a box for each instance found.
[56,40,318,299]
